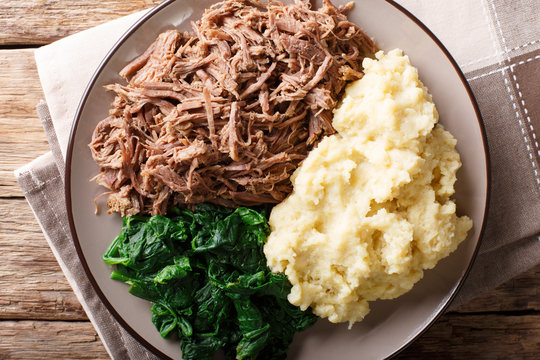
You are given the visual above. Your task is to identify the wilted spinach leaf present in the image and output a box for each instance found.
[103,204,317,359]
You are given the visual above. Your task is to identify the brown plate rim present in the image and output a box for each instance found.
[65,0,491,359]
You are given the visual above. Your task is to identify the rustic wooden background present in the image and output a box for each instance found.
[0,1,539,359]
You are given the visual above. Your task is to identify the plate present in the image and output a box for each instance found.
[66,0,490,359]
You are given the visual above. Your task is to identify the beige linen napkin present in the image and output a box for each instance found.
[15,0,540,358]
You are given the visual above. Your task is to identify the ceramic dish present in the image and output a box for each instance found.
[66,0,490,358]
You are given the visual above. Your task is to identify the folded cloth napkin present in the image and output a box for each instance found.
[15,0,540,358]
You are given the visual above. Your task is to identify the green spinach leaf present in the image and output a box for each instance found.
[103,204,317,360]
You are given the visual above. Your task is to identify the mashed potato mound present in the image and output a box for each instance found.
[263,49,473,325]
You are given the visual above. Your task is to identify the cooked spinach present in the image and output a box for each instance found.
[103,204,317,359]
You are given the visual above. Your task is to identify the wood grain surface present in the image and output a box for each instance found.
[0,1,539,359]
[0,315,539,359]
[0,1,162,46]
[0,50,49,197]
[0,321,108,359]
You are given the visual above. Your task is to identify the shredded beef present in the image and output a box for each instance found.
[89,0,378,216]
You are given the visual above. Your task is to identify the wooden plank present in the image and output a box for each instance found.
[0,121,49,197]
[0,50,42,119]
[0,321,109,359]
[0,0,163,46]
[1,314,539,359]
[0,198,87,320]
[398,314,540,359]
[455,263,540,313]
[0,49,49,197]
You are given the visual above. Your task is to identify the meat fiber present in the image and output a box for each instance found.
[90,0,377,216]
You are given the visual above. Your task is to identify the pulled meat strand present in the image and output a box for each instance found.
[90,0,377,216]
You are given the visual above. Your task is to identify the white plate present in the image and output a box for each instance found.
[66,0,490,358]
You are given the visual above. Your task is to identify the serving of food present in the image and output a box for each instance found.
[265,49,472,326]
[89,0,377,216]
[66,0,489,359]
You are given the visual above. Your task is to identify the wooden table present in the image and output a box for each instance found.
[0,1,539,358]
